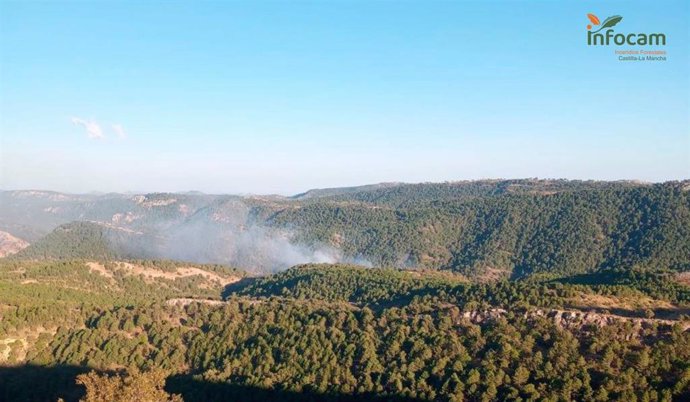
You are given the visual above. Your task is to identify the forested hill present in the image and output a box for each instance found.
[11,222,127,261]
[290,179,649,206]
[2,180,689,279]
[1,261,689,401]
[270,180,690,278]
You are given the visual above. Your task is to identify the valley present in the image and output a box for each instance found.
[2,179,689,278]
[0,180,689,401]
[0,257,688,401]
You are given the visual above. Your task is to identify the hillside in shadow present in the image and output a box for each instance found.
[0,364,425,402]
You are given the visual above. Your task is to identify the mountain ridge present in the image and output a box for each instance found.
[2,179,689,278]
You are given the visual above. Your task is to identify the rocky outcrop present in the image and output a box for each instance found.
[165,298,226,307]
[459,307,690,332]
[538,309,687,331]
[0,231,29,257]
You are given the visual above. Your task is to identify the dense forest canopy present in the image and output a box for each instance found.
[0,259,689,401]
[2,180,689,278]
[1,180,689,401]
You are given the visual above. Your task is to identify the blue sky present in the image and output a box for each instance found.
[1,0,688,194]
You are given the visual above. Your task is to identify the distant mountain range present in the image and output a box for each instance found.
[2,179,689,278]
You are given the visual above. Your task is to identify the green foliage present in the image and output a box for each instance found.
[558,267,690,304]
[234,264,467,306]
[232,264,606,310]
[0,259,241,338]
[270,181,690,279]
[16,296,690,402]
[77,368,183,402]
[2,262,689,401]
[2,180,690,401]
[12,222,117,260]
[5,180,689,280]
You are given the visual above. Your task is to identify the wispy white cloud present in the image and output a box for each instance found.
[71,118,129,140]
[71,117,104,139]
[112,124,127,139]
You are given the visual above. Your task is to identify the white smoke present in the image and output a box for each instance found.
[109,198,369,273]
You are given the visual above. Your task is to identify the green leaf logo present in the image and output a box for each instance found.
[592,15,623,33]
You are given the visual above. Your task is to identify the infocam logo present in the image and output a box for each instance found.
[586,13,666,46]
